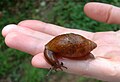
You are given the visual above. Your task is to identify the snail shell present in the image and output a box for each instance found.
[44,33,97,70]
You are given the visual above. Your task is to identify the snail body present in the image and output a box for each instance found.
[44,33,97,70]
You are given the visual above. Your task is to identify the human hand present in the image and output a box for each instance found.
[2,2,120,82]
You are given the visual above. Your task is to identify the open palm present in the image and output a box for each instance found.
[2,2,120,82]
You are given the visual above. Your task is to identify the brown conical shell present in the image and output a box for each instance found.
[45,33,97,59]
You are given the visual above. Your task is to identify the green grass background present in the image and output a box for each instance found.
[0,0,120,82]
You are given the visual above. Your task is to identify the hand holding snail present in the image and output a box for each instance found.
[2,2,120,82]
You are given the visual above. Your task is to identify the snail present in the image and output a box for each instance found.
[44,33,97,72]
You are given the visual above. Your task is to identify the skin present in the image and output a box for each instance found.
[2,2,120,82]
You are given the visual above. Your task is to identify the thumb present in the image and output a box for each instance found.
[84,2,120,24]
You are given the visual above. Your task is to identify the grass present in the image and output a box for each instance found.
[0,0,120,82]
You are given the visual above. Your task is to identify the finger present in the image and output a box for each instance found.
[18,20,68,36]
[2,24,53,40]
[31,53,120,82]
[84,2,120,24]
[5,32,49,55]
[31,53,51,68]
[18,20,94,40]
